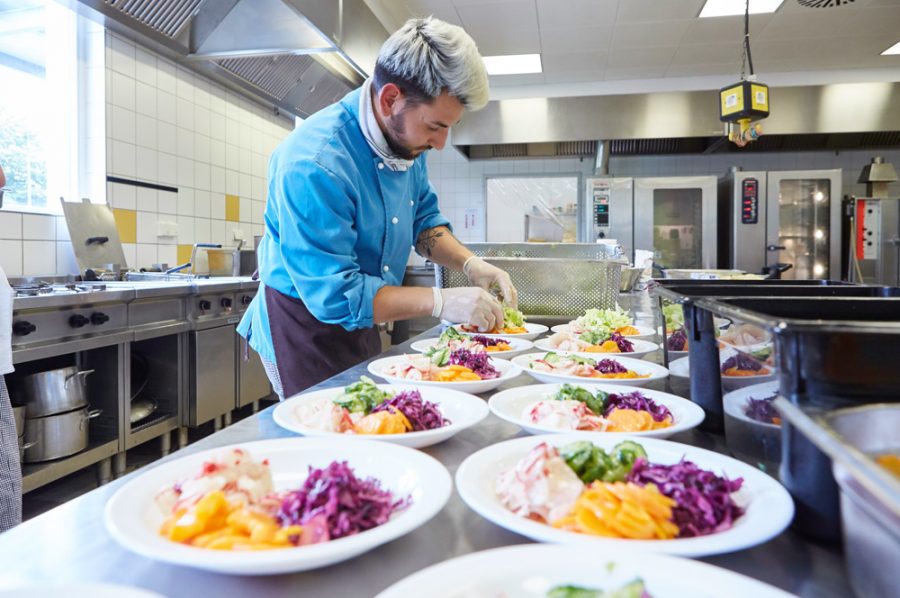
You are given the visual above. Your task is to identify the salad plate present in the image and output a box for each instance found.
[367,354,521,394]
[489,382,704,439]
[452,322,548,341]
[551,323,656,340]
[455,434,794,557]
[533,337,660,359]
[511,352,668,387]
[410,336,534,359]
[273,384,489,448]
[374,543,795,598]
[669,349,776,391]
[105,438,452,575]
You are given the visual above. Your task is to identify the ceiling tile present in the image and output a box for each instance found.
[665,63,739,77]
[540,26,614,53]
[616,0,706,23]
[465,27,541,55]
[611,20,692,49]
[455,0,538,31]
[487,73,546,87]
[541,51,608,73]
[604,65,670,80]
[681,14,774,45]
[544,70,608,84]
[670,42,744,66]
[843,6,900,37]
[535,0,619,30]
[608,47,677,68]
[758,11,850,39]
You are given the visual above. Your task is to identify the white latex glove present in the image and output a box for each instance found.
[437,287,504,332]
[464,257,519,308]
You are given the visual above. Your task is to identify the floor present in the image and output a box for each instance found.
[22,400,277,521]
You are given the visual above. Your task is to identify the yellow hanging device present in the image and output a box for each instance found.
[718,1,769,147]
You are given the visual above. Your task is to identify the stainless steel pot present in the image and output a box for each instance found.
[12,405,26,437]
[18,366,94,417]
[17,437,37,464]
[23,407,102,463]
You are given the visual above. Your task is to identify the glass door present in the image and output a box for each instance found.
[486,176,580,242]
[765,170,842,280]
[633,176,718,270]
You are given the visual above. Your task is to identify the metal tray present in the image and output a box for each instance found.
[688,295,900,542]
[775,400,900,598]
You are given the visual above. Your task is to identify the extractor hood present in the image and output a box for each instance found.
[69,0,388,118]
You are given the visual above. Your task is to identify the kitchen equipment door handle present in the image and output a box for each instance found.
[64,369,96,388]
[85,409,103,419]
[21,440,38,450]
[767,244,786,251]
[86,236,109,245]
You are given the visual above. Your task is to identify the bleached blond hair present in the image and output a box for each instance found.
[374,16,489,111]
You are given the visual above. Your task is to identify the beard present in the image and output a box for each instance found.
[382,111,431,160]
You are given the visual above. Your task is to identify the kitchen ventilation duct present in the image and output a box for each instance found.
[73,0,387,118]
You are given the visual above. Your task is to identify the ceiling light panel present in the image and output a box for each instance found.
[482,54,543,75]
[699,0,785,18]
[882,41,900,55]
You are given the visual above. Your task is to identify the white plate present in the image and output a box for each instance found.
[551,323,656,340]
[489,382,705,439]
[723,381,781,429]
[455,434,794,557]
[669,351,777,391]
[375,544,795,598]
[367,354,521,394]
[511,352,668,387]
[0,585,165,598]
[452,322,548,341]
[533,337,660,359]
[409,337,534,359]
[273,384,489,448]
[105,438,452,575]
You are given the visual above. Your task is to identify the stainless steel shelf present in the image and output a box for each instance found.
[125,414,179,450]
[22,439,119,494]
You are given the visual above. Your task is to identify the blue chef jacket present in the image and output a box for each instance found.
[237,87,451,363]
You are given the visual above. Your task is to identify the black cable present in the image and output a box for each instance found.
[744,0,755,76]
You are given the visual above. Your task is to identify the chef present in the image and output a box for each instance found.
[238,17,517,399]
[0,162,22,531]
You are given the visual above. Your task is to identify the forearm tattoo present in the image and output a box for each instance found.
[415,227,449,258]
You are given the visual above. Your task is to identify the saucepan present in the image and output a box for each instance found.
[24,407,102,463]
[16,366,95,417]
[12,405,26,437]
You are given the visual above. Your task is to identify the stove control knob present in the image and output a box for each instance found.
[69,314,90,328]
[241,295,252,306]
[221,298,233,310]
[199,299,212,311]
[13,321,36,336]
[91,312,110,325]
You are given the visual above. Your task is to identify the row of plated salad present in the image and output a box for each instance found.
[99,305,795,598]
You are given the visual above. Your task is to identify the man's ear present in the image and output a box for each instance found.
[377,83,405,117]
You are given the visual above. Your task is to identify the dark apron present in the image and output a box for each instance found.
[266,287,381,397]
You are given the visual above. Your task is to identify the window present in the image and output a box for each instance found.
[0,0,91,214]
[486,176,580,242]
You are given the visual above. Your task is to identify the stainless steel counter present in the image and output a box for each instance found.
[0,323,852,597]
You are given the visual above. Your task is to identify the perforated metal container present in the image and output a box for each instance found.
[435,243,626,317]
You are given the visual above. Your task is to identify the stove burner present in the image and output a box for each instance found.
[12,282,105,297]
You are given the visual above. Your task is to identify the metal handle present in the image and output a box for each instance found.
[64,369,96,388]
[85,408,103,419]
[766,244,786,251]
[21,440,38,451]
[85,236,109,245]
[166,262,191,274]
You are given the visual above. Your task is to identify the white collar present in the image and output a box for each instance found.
[358,78,414,172]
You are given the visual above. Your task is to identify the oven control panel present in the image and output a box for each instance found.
[740,178,759,224]
[11,302,128,347]
[592,188,611,238]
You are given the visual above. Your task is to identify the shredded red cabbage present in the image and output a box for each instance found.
[721,353,764,373]
[371,389,449,431]
[276,461,408,542]
[626,458,744,537]
[471,334,509,347]
[594,359,628,374]
[604,391,673,423]
[607,332,635,352]
[744,394,780,425]
[667,328,688,351]
[449,348,500,379]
